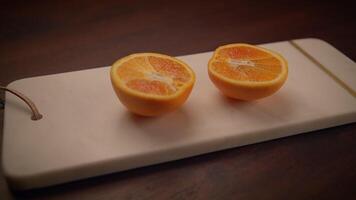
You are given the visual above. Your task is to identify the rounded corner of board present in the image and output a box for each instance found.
[2,167,30,191]
[6,77,33,89]
[1,157,43,190]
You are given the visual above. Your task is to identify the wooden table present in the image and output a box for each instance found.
[1,1,355,199]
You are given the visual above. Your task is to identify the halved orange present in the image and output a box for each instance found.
[208,43,288,100]
[110,53,195,116]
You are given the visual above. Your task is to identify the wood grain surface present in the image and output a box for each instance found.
[1,0,355,199]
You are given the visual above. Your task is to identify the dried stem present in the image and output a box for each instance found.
[0,86,43,120]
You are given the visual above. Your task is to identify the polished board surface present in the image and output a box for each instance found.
[3,38,356,190]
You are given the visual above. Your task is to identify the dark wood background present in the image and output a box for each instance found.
[1,0,355,199]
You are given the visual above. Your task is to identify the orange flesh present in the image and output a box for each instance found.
[211,46,282,82]
[116,56,191,95]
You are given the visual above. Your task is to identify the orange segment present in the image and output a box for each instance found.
[126,79,175,95]
[115,55,191,96]
[208,43,288,100]
[217,46,271,60]
[148,56,191,83]
[111,53,195,116]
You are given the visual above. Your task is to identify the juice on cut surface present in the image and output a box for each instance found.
[208,43,288,100]
[111,53,195,116]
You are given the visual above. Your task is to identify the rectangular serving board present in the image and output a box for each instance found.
[2,38,356,190]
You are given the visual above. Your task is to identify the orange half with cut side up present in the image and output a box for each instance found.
[208,43,288,100]
[110,53,195,116]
